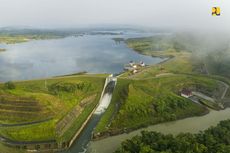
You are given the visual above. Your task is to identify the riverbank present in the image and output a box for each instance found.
[93,74,222,140]
[92,35,230,146]
[1,33,230,153]
[92,107,209,141]
[0,48,6,52]
[88,108,230,153]
[0,35,64,44]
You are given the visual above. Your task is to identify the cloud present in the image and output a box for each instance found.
[0,0,229,30]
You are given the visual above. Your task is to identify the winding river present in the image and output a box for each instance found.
[87,108,230,153]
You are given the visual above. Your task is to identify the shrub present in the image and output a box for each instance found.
[48,81,91,95]
[4,81,16,89]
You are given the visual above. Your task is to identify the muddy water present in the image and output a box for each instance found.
[87,108,230,153]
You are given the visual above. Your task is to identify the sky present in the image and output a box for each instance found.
[0,0,229,31]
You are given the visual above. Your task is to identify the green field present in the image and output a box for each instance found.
[95,34,230,137]
[1,33,230,152]
[95,75,221,135]
[124,34,230,78]
[0,48,6,52]
[0,143,26,153]
[0,75,105,143]
[0,34,63,44]
[121,36,202,78]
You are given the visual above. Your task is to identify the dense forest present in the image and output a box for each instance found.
[115,119,230,153]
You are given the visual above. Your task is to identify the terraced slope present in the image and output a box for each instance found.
[0,94,52,124]
[0,75,105,143]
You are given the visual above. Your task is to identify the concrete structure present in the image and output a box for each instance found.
[0,75,117,152]
[181,89,193,98]
[133,69,138,74]
[140,61,145,67]
[129,61,134,66]
[94,75,117,114]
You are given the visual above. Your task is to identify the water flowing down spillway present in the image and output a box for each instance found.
[61,78,116,153]
[94,93,113,115]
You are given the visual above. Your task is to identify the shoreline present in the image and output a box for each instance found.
[90,40,230,142]
[92,105,209,141]
[0,48,6,52]
[88,108,230,153]
[0,35,65,45]
[1,35,229,153]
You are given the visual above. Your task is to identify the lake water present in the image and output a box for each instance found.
[1,31,230,153]
[0,31,164,82]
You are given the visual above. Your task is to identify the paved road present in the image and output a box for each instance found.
[192,91,215,103]
[220,81,229,99]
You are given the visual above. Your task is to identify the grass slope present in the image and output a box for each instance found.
[95,75,219,135]
[95,35,229,137]
[0,75,105,143]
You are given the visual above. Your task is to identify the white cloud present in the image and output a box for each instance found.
[0,0,229,30]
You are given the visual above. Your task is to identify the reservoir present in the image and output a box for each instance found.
[2,30,230,153]
[0,31,163,82]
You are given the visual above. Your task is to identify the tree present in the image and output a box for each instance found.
[4,81,16,89]
[115,120,230,153]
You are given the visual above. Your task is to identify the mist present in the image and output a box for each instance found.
[0,0,229,31]
[0,0,230,77]
[168,31,230,77]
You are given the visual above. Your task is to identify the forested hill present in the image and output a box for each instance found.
[115,119,230,153]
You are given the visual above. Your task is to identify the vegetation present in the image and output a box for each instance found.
[0,143,26,153]
[0,34,63,44]
[124,36,198,78]
[95,79,131,133]
[125,33,230,78]
[60,98,98,142]
[95,75,221,136]
[95,33,230,139]
[1,31,230,152]
[115,119,230,153]
[4,81,16,90]
[0,28,69,44]
[125,35,176,53]
[0,48,6,52]
[0,120,56,141]
[0,75,105,142]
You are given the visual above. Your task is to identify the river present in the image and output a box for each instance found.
[87,108,230,153]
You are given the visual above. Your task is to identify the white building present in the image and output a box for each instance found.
[129,61,134,67]
[181,89,193,98]
[140,61,145,67]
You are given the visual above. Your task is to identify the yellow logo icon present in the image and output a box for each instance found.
[212,7,220,16]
